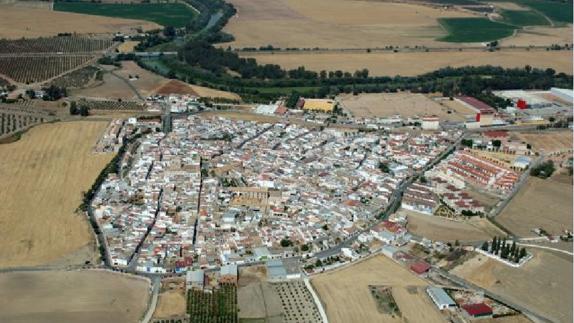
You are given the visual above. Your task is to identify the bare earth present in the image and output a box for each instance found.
[452,250,573,323]
[403,210,495,242]
[153,289,187,318]
[500,26,573,47]
[0,5,159,39]
[224,0,475,49]
[516,131,573,154]
[498,176,573,237]
[338,92,475,121]
[311,255,444,323]
[0,270,150,323]
[243,50,572,77]
[0,121,113,268]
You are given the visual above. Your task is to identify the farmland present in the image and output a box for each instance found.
[311,255,443,323]
[497,176,573,237]
[438,18,517,42]
[223,0,476,49]
[0,55,94,84]
[499,9,550,26]
[0,270,150,323]
[244,50,572,77]
[187,284,238,323]
[48,65,101,88]
[338,92,475,121]
[0,121,113,268]
[237,266,283,322]
[517,0,573,25]
[0,105,55,138]
[0,37,113,54]
[0,4,160,39]
[452,250,573,323]
[54,2,197,28]
[515,131,573,154]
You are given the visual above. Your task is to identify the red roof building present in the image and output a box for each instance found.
[462,303,493,317]
[457,96,497,114]
[410,261,431,275]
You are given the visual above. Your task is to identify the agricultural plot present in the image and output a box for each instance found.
[0,106,53,138]
[403,210,496,242]
[0,270,150,323]
[48,65,101,88]
[78,99,145,111]
[0,121,113,268]
[273,281,322,323]
[0,55,93,84]
[0,37,113,54]
[452,250,573,323]
[54,2,196,28]
[187,284,238,323]
[0,4,160,39]
[338,92,474,121]
[515,131,572,154]
[311,255,443,323]
[438,18,517,42]
[518,0,573,25]
[499,9,550,26]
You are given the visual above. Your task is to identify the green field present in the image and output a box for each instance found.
[438,18,518,42]
[53,2,196,27]
[500,9,551,26]
[519,0,573,25]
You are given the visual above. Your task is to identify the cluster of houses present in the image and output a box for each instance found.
[91,114,461,273]
[94,118,136,153]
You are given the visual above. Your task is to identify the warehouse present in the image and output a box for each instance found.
[426,287,456,310]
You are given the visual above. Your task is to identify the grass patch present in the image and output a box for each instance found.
[438,18,518,42]
[500,9,551,26]
[53,2,196,27]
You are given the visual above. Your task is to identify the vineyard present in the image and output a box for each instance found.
[0,55,94,84]
[0,105,54,137]
[0,37,113,54]
[187,284,238,323]
[78,99,145,111]
[48,65,101,88]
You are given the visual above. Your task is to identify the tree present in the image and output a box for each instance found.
[491,140,501,148]
[79,105,89,117]
[69,101,79,115]
[491,237,497,253]
[315,259,323,267]
[518,247,527,261]
[280,238,292,247]
[163,26,176,38]
[481,241,489,251]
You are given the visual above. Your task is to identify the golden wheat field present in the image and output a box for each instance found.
[0,121,113,268]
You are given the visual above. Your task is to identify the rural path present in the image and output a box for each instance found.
[109,69,145,101]
[515,243,573,256]
[141,275,161,323]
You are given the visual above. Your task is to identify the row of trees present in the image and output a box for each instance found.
[481,237,528,264]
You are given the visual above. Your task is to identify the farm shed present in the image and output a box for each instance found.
[426,287,456,310]
[462,303,493,318]
[410,261,431,275]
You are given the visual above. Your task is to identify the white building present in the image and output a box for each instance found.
[422,116,440,130]
[427,287,456,310]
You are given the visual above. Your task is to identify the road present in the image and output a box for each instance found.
[141,275,161,323]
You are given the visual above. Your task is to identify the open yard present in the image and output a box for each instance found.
[497,175,573,237]
[515,130,573,154]
[54,2,196,27]
[0,121,113,268]
[244,50,572,77]
[0,270,151,323]
[451,250,573,323]
[0,4,159,39]
[311,255,444,323]
[403,210,499,242]
[338,92,475,121]
[223,0,476,49]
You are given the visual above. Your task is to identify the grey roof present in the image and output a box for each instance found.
[267,259,287,279]
[254,247,271,259]
[427,287,455,306]
[186,269,204,283]
[220,264,238,276]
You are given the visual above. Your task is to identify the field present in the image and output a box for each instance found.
[0,55,94,84]
[0,37,113,54]
[311,255,444,323]
[438,18,517,42]
[0,4,159,39]
[48,65,101,89]
[244,50,572,77]
[518,0,573,25]
[497,176,573,237]
[117,41,141,53]
[515,131,573,154]
[500,25,572,46]
[223,0,476,49]
[0,270,150,323]
[0,105,54,138]
[237,266,283,322]
[0,121,113,268]
[452,249,573,323]
[338,92,475,121]
[499,9,550,26]
[54,2,196,28]
[154,290,187,319]
[188,284,238,323]
[403,210,499,242]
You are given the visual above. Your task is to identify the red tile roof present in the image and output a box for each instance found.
[410,261,431,274]
[462,303,493,316]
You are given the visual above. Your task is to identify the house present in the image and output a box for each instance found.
[462,303,493,319]
[422,115,440,130]
[186,269,205,290]
[427,287,456,310]
[410,261,431,275]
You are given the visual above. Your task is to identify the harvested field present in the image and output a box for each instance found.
[311,255,443,323]
[0,270,150,323]
[452,250,573,323]
[154,289,187,319]
[403,210,496,242]
[0,121,113,268]
[499,25,572,47]
[338,92,474,121]
[497,176,573,237]
[0,5,159,39]
[224,0,475,49]
[244,50,572,77]
[117,41,140,53]
[516,131,573,154]
[154,79,200,96]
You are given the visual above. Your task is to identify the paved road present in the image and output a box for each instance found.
[141,275,161,323]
